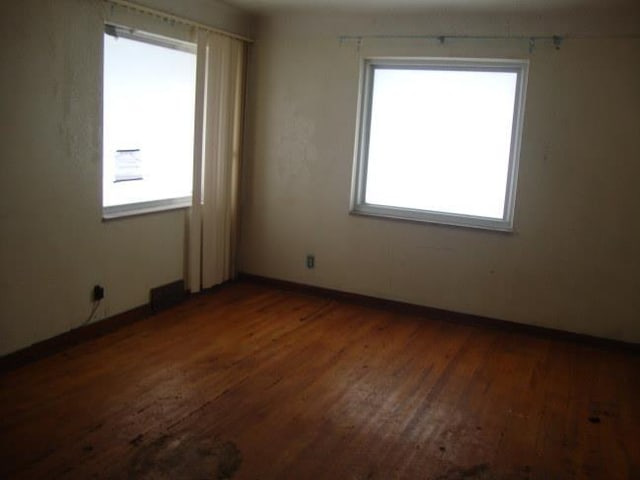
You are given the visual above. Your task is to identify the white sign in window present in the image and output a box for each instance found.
[352,58,528,231]
[114,149,142,183]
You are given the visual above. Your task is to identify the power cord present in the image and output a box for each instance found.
[83,299,102,326]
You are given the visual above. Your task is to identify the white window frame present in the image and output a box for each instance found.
[101,24,197,220]
[350,57,529,231]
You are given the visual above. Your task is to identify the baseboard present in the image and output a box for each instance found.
[238,273,640,353]
[3,275,636,373]
[0,280,237,373]
[0,304,152,373]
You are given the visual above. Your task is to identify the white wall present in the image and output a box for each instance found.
[239,10,640,342]
[0,0,252,355]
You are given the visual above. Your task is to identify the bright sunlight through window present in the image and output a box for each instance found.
[102,26,197,218]
[352,58,528,231]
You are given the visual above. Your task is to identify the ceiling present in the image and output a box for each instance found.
[221,0,638,14]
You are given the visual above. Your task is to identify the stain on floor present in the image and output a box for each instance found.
[434,463,491,479]
[589,401,618,419]
[129,433,242,479]
[433,463,535,480]
[215,441,243,479]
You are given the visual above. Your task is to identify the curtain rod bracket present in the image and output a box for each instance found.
[553,35,563,50]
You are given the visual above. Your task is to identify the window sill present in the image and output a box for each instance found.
[102,197,191,220]
[350,203,514,232]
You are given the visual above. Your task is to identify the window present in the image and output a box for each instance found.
[351,58,528,231]
[102,25,197,219]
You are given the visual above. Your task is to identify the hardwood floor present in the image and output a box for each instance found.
[1,281,639,479]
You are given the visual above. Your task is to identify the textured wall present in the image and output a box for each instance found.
[0,0,252,355]
[239,11,640,342]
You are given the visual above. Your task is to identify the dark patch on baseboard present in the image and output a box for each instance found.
[150,280,187,313]
[129,433,242,479]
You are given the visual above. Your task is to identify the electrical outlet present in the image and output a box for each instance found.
[93,285,105,301]
[306,254,315,269]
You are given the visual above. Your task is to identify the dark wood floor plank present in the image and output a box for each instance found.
[1,280,639,479]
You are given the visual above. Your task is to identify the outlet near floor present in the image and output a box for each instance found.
[306,254,315,269]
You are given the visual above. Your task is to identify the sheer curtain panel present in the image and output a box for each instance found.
[188,32,246,292]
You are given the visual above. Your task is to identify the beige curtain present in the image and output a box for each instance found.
[188,31,246,292]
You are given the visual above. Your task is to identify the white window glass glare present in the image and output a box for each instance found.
[353,59,528,230]
[366,68,518,219]
[103,32,196,208]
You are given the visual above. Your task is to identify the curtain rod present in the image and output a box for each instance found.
[339,33,640,52]
[339,34,564,52]
[104,0,253,43]
[338,33,640,41]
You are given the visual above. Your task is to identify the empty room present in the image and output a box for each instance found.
[1,0,639,478]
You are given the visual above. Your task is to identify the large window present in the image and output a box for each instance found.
[351,58,528,231]
[102,25,197,218]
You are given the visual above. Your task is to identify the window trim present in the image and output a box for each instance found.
[350,57,529,232]
[102,196,191,220]
[101,24,197,220]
